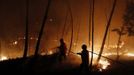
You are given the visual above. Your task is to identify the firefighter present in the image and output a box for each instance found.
[77,44,89,73]
[58,38,67,61]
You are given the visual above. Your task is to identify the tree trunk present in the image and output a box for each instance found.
[89,0,95,71]
[23,0,29,58]
[97,0,117,63]
[34,0,52,57]
[65,0,74,56]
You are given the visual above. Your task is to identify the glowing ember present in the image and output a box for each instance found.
[41,50,54,55]
[0,56,8,61]
[48,51,53,55]
[13,41,18,45]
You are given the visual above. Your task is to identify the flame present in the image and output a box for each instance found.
[13,41,18,45]
[103,53,117,56]
[125,53,134,57]
[48,51,53,55]
[99,59,110,70]
[0,56,8,61]
[41,50,54,55]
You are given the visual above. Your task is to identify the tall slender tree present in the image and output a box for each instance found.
[97,0,117,63]
[89,0,95,71]
[64,0,74,56]
[74,17,81,50]
[23,0,29,58]
[61,11,68,38]
[34,0,52,57]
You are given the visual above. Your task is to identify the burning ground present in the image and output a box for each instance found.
[0,52,134,75]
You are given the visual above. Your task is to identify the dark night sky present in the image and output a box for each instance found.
[0,0,133,56]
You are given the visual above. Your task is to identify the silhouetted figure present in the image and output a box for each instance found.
[57,38,67,61]
[77,44,89,74]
